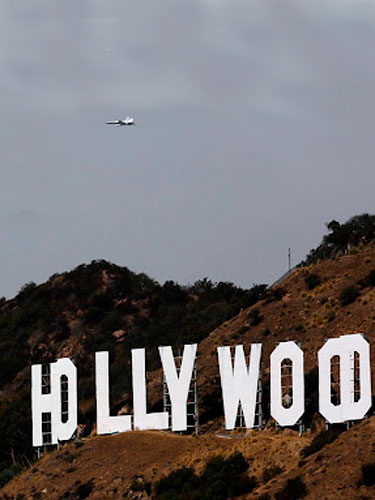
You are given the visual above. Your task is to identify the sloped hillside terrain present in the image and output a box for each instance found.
[0,429,310,499]
[0,259,266,484]
[3,417,375,499]
[3,214,375,499]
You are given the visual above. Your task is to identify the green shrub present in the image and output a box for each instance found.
[294,324,304,332]
[238,325,250,335]
[249,308,262,326]
[326,310,335,322]
[62,453,76,463]
[304,273,321,290]
[85,292,114,324]
[201,452,255,499]
[155,452,255,500]
[77,480,94,499]
[17,281,37,298]
[302,428,343,458]
[275,476,307,499]
[0,463,22,487]
[339,285,359,306]
[366,269,375,285]
[0,390,33,468]
[262,465,283,483]
[155,467,198,498]
[361,464,375,486]
[264,287,285,303]
[358,270,375,289]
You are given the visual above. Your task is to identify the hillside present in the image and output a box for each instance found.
[3,417,375,499]
[0,260,266,478]
[3,214,375,498]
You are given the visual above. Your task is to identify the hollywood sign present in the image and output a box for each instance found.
[31,333,372,447]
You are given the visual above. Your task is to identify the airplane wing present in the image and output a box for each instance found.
[106,121,120,125]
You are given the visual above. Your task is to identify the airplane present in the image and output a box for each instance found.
[106,116,136,126]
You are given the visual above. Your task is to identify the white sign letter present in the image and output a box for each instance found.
[159,344,197,431]
[270,341,304,426]
[132,348,168,430]
[31,358,77,446]
[319,334,371,423]
[218,344,262,430]
[95,351,131,434]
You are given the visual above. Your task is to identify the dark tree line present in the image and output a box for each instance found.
[303,214,375,265]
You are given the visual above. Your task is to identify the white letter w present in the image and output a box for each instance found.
[217,344,262,430]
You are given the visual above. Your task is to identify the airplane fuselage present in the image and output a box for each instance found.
[106,117,135,126]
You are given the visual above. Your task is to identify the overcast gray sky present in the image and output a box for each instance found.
[0,0,374,298]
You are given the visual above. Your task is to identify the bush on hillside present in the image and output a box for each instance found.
[155,467,199,499]
[361,464,375,486]
[17,281,37,299]
[76,480,94,498]
[155,452,256,499]
[274,476,307,500]
[0,391,33,470]
[238,325,250,335]
[264,287,285,303]
[249,308,262,326]
[339,285,359,306]
[262,465,283,483]
[0,463,22,488]
[0,339,30,384]
[304,273,321,290]
[358,270,375,289]
[301,427,344,458]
